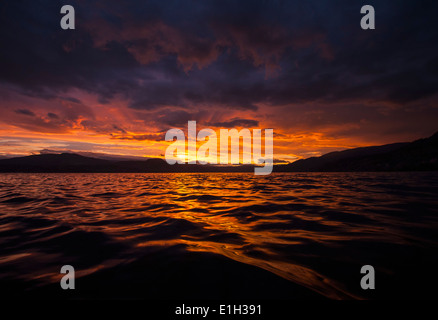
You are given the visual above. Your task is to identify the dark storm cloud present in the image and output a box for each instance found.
[209,118,259,128]
[15,109,35,116]
[110,133,166,142]
[156,109,198,127]
[60,96,82,104]
[1,0,438,124]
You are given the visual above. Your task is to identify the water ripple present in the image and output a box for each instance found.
[0,172,437,299]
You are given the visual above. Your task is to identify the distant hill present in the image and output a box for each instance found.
[0,153,113,172]
[0,153,254,173]
[276,131,438,172]
[0,132,437,173]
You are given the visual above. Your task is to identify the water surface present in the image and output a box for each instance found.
[0,172,437,299]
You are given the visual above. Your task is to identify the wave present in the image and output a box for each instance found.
[0,172,437,299]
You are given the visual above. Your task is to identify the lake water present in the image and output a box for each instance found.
[0,172,437,299]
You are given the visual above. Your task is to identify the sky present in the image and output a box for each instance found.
[0,0,437,162]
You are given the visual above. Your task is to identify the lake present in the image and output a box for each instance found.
[0,172,437,299]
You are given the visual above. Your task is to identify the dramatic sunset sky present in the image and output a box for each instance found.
[0,0,437,162]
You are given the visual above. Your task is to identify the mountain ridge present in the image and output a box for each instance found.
[276,131,438,172]
[0,132,437,172]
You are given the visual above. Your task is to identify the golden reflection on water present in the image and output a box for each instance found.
[1,172,437,299]
[122,173,359,299]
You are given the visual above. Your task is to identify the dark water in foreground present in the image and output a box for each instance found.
[0,172,437,300]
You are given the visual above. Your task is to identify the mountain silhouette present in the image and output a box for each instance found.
[0,132,437,172]
[0,153,113,172]
[0,153,254,173]
[276,131,438,172]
